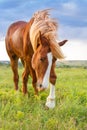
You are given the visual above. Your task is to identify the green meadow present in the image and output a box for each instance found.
[0,63,87,130]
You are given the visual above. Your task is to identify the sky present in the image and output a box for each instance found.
[0,0,87,61]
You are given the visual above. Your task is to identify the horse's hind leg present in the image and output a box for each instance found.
[22,61,29,94]
[10,56,19,90]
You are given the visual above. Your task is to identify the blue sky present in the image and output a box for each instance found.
[0,0,87,39]
[0,0,87,60]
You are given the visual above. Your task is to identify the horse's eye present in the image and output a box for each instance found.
[40,56,47,62]
[40,58,44,62]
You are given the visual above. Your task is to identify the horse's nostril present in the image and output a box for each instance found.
[40,84,42,88]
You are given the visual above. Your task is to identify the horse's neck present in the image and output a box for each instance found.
[23,18,34,55]
[23,18,34,42]
[25,18,34,35]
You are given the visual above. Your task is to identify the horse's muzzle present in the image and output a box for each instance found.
[37,86,45,92]
[37,82,46,92]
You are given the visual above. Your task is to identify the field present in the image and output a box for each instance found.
[0,63,87,130]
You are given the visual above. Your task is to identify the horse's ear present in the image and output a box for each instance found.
[50,40,65,59]
[58,40,68,46]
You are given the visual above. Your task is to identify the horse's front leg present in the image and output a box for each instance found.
[29,64,38,95]
[22,60,38,95]
[45,62,57,108]
[45,84,56,109]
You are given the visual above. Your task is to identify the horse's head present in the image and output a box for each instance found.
[30,9,68,91]
[31,33,67,91]
[32,36,51,91]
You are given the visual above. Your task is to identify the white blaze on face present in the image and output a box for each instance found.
[42,52,52,88]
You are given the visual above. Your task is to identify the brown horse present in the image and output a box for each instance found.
[5,9,67,108]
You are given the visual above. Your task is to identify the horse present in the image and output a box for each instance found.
[5,9,67,108]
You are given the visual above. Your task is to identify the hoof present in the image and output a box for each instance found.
[45,97,55,109]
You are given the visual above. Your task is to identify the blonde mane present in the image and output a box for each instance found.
[30,9,64,59]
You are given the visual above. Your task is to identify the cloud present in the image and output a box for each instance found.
[54,1,78,18]
[62,40,87,60]
[58,25,87,41]
[0,39,87,61]
[0,40,9,61]
[54,1,87,28]
[61,1,77,15]
[0,0,87,61]
[0,0,87,44]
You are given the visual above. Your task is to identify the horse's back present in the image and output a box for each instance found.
[5,21,27,59]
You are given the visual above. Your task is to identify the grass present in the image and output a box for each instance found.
[0,64,87,130]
